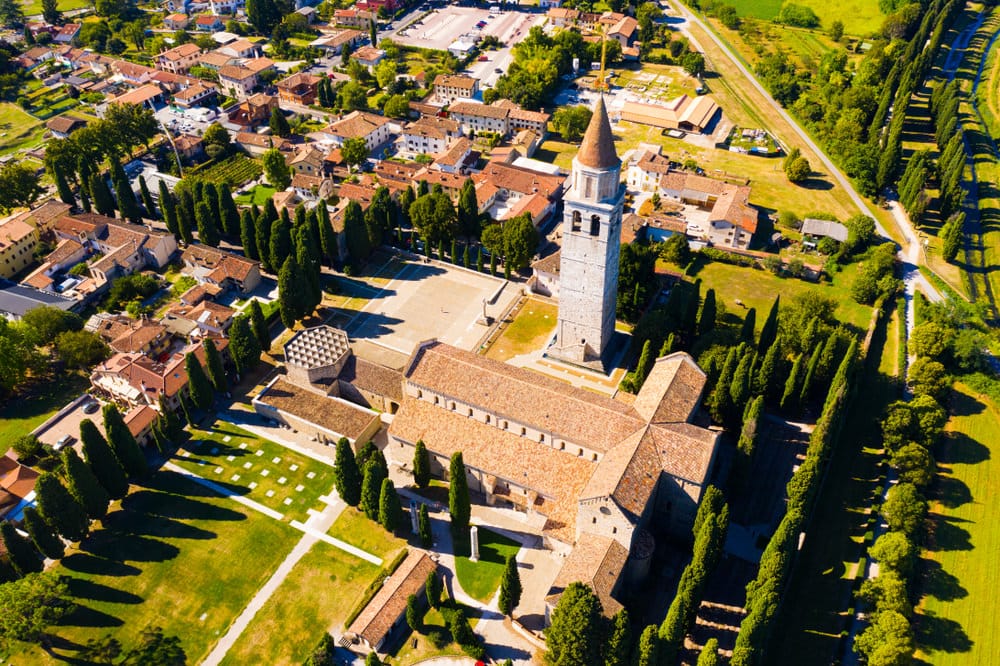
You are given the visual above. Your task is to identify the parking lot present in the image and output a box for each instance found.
[154,105,220,137]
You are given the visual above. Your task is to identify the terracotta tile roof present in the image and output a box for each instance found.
[635,149,672,175]
[374,160,420,184]
[473,161,565,199]
[100,318,167,354]
[124,404,158,437]
[433,137,472,167]
[21,200,72,229]
[579,427,660,518]
[292,173,324,190]
[219,65,255,81]
[405,342,642,454]
[352,45,384,62]
[160,43,201,61]
[258,378,380,441]
[349,551,436,647]
[182,244,258,284]
[326,110,390,140]
[243,57,274,73]
[166,300,235,329]
[110,83,163,106]
[0,217,36,249]
[337,355,403,403]
[173,133,204,151]
[413,168,465,192]
[174,84,215,102]
[237,132,293,150]
[433,74,477,91]
[505,192,550,221]
[199,52,235,68]
[45,115,87,134]
[0,455,39,499]
[90,341,222,401]
[337,182,377,206]
[404,115,459,140]
[509,107,550,124]
[531,249,560,276]
[577,96,619,169]
[545,534,627,616]
[276,71,321,90]
[388,397,595,542]
[632,353,706,424]
[179,282,222,304]
[449,101,509,120]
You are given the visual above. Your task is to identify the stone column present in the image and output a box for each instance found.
[470,525,480,562]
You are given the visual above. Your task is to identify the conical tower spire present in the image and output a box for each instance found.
[576,96,620,170]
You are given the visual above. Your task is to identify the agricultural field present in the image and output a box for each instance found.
[916,384,1000,664]
[21,84,80,120]
[191,153,263,186]
[715,0,884,36]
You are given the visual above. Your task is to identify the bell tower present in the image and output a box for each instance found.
[551,96,624,367]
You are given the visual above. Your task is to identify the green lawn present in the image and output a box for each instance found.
[916,383,1000,663]
[454,528,520,603]
[220,541,381,666]
[0,102,45,156]
[392,599,481,665]
[703,0,882,36]
[485,298,558,361]
[20,0,90,15]
[688,259,874,334]
[173,421,338,523]
[234,184,277,206]
[723,0,782,20]
[328,506,407,561]
[0,372,90,451]
[11,471,298,665]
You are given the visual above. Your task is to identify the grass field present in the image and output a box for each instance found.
[454,528,520,603]
[0,102,46,156]
[687,259,874,334]
[234,185,277,206]
[707,0,883,36]
[20,0,90,14]
[12,471,298,665]
[915,383,1000,663]
[220,541,380,666]
[772,294,897,664]
[173,421,338,523]
[392,599,479,665]
[484,298,557,361]
[328,506,407,561]
[0,372,90,450]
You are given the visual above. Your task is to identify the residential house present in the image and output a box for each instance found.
[0,214,40,279]
[165,299,235,336]
[173,134,205,162]
[333,8,375,28]
[86,312,171,356]
[411,168,466,200]
[627,146,672,192]
[432,137,475,175]
[309,29,364,55]
[111,60,156,85]
[107,83,167,110]
[288,145,326,177]
[607,15,638,47]
[44,115,87,139]
[227,92,277,130]
[546,7,580,25]
[508,106,550,136]
[53,23,81,44]
[218,64,258,99]
[0,454,39,522]
[658,172,759,249]
[156,43,202,74]
[472,160,566,224]
[292,174,327,201]
[447,101,510,135]
[53,212,177,282]
[295,6,317,22]
[433,74,479,105]
[324,111,393,151]
[194,15,224,31]
[236,131,294,155]
[352,46,385,69]
[163,13,191,30]
[198,51,236,71]
[216,38,261,59]
[0,279,76,320]
[398,116,461,157]
[180,243,262,293]
[276,71,321,105]
[172,82,217,108]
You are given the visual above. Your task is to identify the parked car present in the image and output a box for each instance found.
[478,55,489,61]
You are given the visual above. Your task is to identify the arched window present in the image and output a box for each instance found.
[571,210,581,232]
[590,215,601,236]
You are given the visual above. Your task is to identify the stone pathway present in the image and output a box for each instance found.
[165,462,284,520]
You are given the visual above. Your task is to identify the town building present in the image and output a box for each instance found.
[473,160,566,224]
[0,214,40,279]
[323,111,393,151]
[227,92,278,130]
[0,280,76,320]
[44,115,88,139]
[398,116,462,157]
[332,8,375,28]
[352,45,386,69]
[626,145,672,192]
[617,95,720,134]
[180,244,261,294]
[433,74,479,104]
[156,43,202,74]
[276,71,321,105]
[218,64,258,99]
[658,172,758,249]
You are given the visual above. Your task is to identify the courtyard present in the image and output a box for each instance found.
[343,260,518,355]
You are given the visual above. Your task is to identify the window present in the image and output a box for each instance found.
[584,177,593,199]
[434,396,440,405]
[590,215,601,236]
[486,414,491,424]
[592,517,597,524]
[503,421,508,430]
[578,448,583,456]
[612,526,617,534]
[417,389,423,399]
[520,427,526,436]
[571,210,581,232]
[539,434,545,443]
[592,453,598,461]
[468,408,474,417]
[450,401,456,411]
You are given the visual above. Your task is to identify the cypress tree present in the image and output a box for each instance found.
[333,437,361,506]
[203,181,222,232]
[418,503,432,547]
[22,507,64,561]
[753,340,781,400]
[203,337,227,392]
[683,280,701,339]
[425,569,442,608]
[317,202,338,266]
[151,417,171,455]
[178,391,196,427]
[229,314,261,377]
[378,478,402,533]
[489,252,497,276]
[240,209,258,260]
[476,245,484,272]
[405,594,420,632]
[195,201,220,247]
[698,288,717,337]
[448,452,470,535]
[733,395,764,493]
[697,638,720,666]
[545,583,604,666]
[176,198,194,244]
[343,200,371,266]
[138,175,157,219]
[158,394,183,440]
[256,200,277,272]
[798,343,824,405]
[249,299,270,351]
[218,183,240,236]
[413,439,430,489]
[758,296,780,353]
[110,159,141,223]
[90,172,116,217]
[635,625,660,666]
[52,161,75,206]
[633,339,655,389]
[780,354,805,412]
[740,307,756,345]
[605,609,632,666]
[278,254,307,329]
[62,448,110,521]
[185,351,215,411]
[360,459,387,521]
[498,553,522,617]
[463,243,471,268]
[159,181,178,238]
[659,332,675,357]
[80,188,92,213]
[36,473,89,542]
[729,349,754,422]
[709,347,739,425]
[1,521,42,576]
[270,210,293,271]
[103,404,146,478]
[295,225,322,316]
[80,418,128,500]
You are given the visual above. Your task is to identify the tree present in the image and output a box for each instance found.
[908,357,950,402]
[269,107,291,138]
[360,459,387,520]
[22,305,83,346]
[80,635,123,665]
[121,625,187,666]
[262,147,291,190]
[240,211,258,261]
[425,569,442,609]
[635,625,660,666]
[941,212,964,262]
[405,593,420,632]
[249,299,270,350]
[35,473,89,542]
[343,200,372,266]
[503,214,540,271]
[413,439,431,489]
[758,296,780,353]
[890,442,935,489]
[195,201,219,247]
[103,404,146,478]
[41,0,61,25]
[785,156,811,183]
[780,353,805,412]
[544,582,604,666]
[375,59,398,89]
[0,162,42,213]
[680,51,706,76]
[332,438,361,507]
[870,531,917,577]
[697,639,720,666]
[699,288,717,336]
[203,337,227,392]
[54,330,108,369]
[365,651,383,666]
[881,482,927,537]
[739,307,757,345]
[185,351,215,411]
[418,503,432,547]
[604,609,632,666]
[160,181,179,238]
[378,477,402,533]
[228,315,261,377]
[317,203,338,266]
[22,507,64,561]
[278,254,307,328]
[457,178,480,240]
[11,434,42,460]
[448,452,471,535]
[853,609,915,666]
[1,521,42,576]
[246,0,281,34]
[341,137,369,172]
[62,448,110,521]
[552,105,593,142]
[138,176,157,219]
[498,553,522,616]
[110,159,141,223]
[338,80,368,111]
[218,183,240,236]
[80,418,128,499]
[0,573,75,645]
[829,19,844,41]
